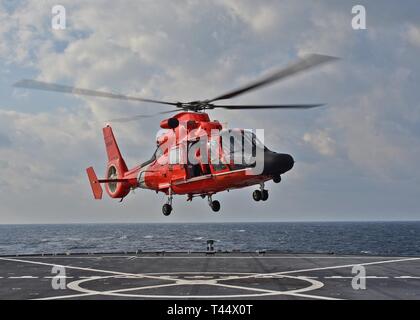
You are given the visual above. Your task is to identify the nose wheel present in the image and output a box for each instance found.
[253,183,269,202]
[273,175,281,183]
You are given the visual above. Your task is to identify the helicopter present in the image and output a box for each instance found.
[14,54,337,216]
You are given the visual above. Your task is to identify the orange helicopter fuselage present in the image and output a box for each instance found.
[87,111,293,202]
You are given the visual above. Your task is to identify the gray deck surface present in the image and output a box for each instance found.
[0,253,419,300]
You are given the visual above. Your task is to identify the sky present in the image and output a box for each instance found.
[0,0,419,223]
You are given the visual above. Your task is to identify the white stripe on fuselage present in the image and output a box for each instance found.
[137,166,257,192]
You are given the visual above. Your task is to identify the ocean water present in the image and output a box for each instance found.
[0,222,419,256]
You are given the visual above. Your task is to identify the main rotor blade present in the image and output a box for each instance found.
[106,109,180,123]
[14,79,179,106]
[213,104,324,110]
[209,54,339,102]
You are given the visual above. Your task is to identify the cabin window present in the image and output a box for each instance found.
[169,147,180,164]
[209,139,227,171]
[186,140,205,178]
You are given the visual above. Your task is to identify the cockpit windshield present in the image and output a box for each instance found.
[154,144,165,160]
[140,144,166,167]
[220,129,266,156]
[243,129,266,150]
[217,129,266,169]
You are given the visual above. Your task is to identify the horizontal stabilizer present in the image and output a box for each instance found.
[86,167,103,200]
[98,179,129,183]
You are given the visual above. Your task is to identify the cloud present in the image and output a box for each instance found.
[406,24,420,47]
[0,1,419,222]
[303,130,336,156]
[218,0,280,33]
[0,107,99,192]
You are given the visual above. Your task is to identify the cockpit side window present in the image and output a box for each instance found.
[243,130,267,151]
[219,129,266,170]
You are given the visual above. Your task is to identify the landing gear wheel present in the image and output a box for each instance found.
[273,175,281,183]
[261,190,269,201]
[253,190,262,202]
[210,200,221,212]
[162,204,172,216]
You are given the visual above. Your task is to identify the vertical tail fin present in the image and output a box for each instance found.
[103,125,128,172]
[86,126,131,200]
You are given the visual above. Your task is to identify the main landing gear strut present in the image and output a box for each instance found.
[162,188,173,216]
[163,190,221,216]
[163,176,280,215]
[253,182,269,202]
[208,195,221,213]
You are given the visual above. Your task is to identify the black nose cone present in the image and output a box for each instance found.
[263,152,294,175]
